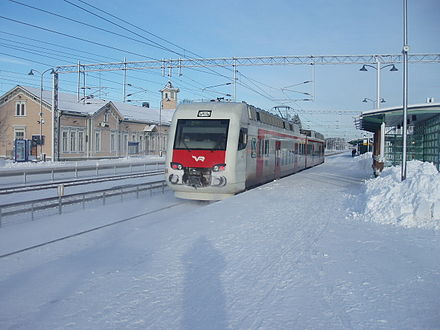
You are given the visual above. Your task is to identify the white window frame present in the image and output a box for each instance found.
[14,127,25,140]
[95,131,101,152]
[15,101,26,117]
[123,134,128,153]
[70,130,77,152]
[110,133,116,152]
[78,131,84,152]
[62,130,68,152]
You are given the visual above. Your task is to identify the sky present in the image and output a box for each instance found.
[0,0,439,139]
[0,153,439,329]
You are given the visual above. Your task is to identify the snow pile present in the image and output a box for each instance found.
[363,160,440,230]
[351,151,374,177]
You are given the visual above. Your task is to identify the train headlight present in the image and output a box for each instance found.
[212,164,226,172]
[170,162,183,170]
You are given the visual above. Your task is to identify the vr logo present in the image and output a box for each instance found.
[192,156,205,162]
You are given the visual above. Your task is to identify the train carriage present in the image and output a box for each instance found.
[165,101,324,200]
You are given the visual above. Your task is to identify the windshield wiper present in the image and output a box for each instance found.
[182,140,192,152]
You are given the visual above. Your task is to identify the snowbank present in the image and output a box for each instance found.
[360,159,440,230]
[350,151,375,177]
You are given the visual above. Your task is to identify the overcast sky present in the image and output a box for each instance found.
[1,0,439,139]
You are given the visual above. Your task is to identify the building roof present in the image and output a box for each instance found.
[1,85,174,125]
[356,103,440,132]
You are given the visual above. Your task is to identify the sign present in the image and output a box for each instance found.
[197,110,212,117]
[14,139,28,162]
[32,135,45,145]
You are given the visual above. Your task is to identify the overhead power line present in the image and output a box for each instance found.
[54,53,440,73]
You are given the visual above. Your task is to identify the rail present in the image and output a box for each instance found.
[0,170,164,194]
[0,180,167,227]
[0,160,165,185]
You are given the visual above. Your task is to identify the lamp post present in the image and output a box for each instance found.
[360,61,398,109]
[362,97,386,108]
[402,0,409,181]
[28,68,55,160]
[159,99,163,156]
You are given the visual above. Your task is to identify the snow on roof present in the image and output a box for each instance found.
[18,86,174,124]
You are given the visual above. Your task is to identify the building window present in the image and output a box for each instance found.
[14,128,25,140]
[62,131,68,152]
[104,111,109,123]
[78,131,84,152]
[15,101,26,116]
[95,131,101,152]
[139,135,144,151]
[123,134,128,154]
[70,131,77,152]
[132,134,136,141]
[111,133,115,152]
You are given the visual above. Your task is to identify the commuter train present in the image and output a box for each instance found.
[165,101,325,200]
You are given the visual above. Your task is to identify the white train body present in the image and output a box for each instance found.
[165,102,324,200]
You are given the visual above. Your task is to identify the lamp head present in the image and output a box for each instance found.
[28,69,35,76]
[360,65,368,72]
[389,65,398,72]
[362,98,368,103]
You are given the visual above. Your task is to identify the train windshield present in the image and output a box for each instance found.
[174,119,230,150]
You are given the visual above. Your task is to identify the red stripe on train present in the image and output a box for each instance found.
[172,149,226,168]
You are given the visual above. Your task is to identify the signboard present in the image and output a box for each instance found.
[32,135,45,145]
[14,139,28,162]
[197,110,212,117]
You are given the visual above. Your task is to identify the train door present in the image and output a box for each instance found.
[256,131,264,181]
[275,140,281,179]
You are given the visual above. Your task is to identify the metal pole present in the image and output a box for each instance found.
[40,73,44,159]
[401,0,409,181]
[52,72,59,161]
[233,58,237,102]
[380,121,386,161]
[376,57,381,109]
[159,100,162,155]
[123,57,127,102]
[77,61,81,102]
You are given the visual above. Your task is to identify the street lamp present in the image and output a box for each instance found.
[362,97,386,107]
[359,60,398,109]
[28,68,55,160]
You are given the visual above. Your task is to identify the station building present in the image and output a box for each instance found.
[0,82,179,161]
[356,102,440,174]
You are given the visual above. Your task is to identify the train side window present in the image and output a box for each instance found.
[251,138,257,158]
[264,140,270,156]
[238,128,248,150]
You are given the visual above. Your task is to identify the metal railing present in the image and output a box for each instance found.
[0,180,167,227]
[0,160,164,185]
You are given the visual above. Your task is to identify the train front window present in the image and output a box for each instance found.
[174,119,230,150]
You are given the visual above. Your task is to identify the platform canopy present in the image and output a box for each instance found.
[355,103,440,132]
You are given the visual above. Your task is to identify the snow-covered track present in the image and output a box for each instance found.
[0,201,186,259]
[0,170,164,195]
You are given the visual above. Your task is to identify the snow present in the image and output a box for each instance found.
[351,153,440,231]
[19,86,174,125]
[0,153,439,329]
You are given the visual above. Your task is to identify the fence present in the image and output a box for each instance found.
[0,160,164,185]
[0,180,167,227]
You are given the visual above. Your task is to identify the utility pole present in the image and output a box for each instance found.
[401,0,409,181]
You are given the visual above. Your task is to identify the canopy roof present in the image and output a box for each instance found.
[356,103,440,132]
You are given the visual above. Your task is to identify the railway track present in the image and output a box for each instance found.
[0,170,164,194]
[0,201,186,259]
